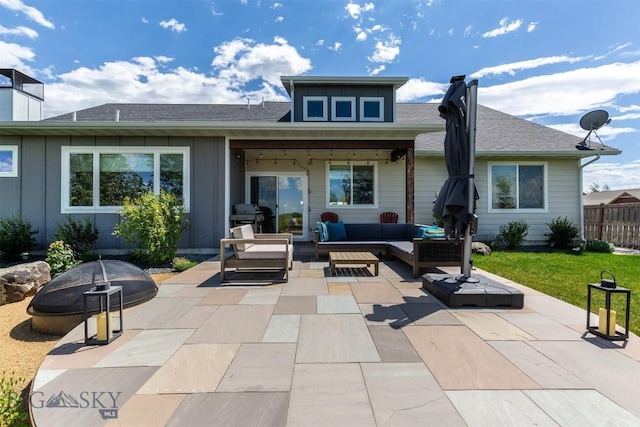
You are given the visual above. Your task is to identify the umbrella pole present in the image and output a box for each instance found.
[461,79,479,280]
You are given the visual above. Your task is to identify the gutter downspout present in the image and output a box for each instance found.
[579,154,601,239]
[290,79,294,122]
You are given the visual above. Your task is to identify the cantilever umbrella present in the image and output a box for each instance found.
[433,76,479,244]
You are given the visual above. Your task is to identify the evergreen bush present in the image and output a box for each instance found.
[497,219,529,250]
[0,216,38,262]
[585,239,615,253]
[53,216,98,257]
[546,216,579,249]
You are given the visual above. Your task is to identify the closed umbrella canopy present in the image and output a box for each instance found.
[433,77,478,242]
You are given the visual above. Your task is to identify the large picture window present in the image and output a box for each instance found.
[327,162,376,206]
[61,147,189,213]
[488,162,546,211]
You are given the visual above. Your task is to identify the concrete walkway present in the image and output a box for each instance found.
[30,245,640,426]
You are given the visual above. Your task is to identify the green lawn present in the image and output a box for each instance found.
[472,250,639,336]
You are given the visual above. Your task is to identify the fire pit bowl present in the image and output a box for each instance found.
[27,260,158,334]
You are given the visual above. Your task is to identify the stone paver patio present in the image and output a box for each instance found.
[30,244,640,426]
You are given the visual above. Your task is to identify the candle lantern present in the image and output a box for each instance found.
[586,271,631,341]
[83,260,123,345]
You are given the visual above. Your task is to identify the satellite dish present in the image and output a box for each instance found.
[576,109,611,150]
[580,110,610,131]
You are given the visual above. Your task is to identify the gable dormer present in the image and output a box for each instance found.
[280,76,407,123]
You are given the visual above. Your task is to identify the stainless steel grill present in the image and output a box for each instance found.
[230,203,265,232]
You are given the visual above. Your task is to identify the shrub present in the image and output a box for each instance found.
[53,216,99,256]
[112,190,190,265]
[586,239,615,253]
[0,216,38,262]
[172,256,198,272]
[546,216,579,249]
[497,219,529,250]
[46,240,81,277]
[0,371,29,427]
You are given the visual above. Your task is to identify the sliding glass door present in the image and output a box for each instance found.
[249,173,308,240]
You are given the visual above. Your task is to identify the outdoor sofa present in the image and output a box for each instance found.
[314,222,463,278]
[220,224,293,282]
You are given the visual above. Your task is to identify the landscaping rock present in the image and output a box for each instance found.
[472,242,492,256]
[0,261,51,305]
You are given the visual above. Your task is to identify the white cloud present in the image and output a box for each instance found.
[0,39,36,74]
[527,22,537,32]
[470,55,589,79]
[211,7,223,16]
[345,1,374,19]
[0,24,38,39]
[477,61,640,117]
[159,19,187,33]
[396,78,447,101]
[368,34,401,63]
[275,16,284,22]
[212,37,312,87]
[548,123,636,142]
[328,42,342,52]
[481,17,522,38]
[583,160,640,191]
[316,39,324,46]
[368,65,385,76]
[464,25,472,37]
[616,104,640,113]
[369,24,387,33]
[0,0,54,29]
[271,2,282,9]
[356,30,367,41]
[614,113,640,121]
[141,17,149,24]
[447,28,454,36]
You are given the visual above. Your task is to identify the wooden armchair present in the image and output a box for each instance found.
[380,212,399,223]
[220,224,293,282]
[320,212,339,223]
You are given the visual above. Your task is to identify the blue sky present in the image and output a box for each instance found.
[2,0,639,191]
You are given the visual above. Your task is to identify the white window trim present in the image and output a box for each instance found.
[331,96,356,121]
[326,161,378,208]
[360,97,384,122]
[61,146,190,214]
[0,146,18,177]
[303,96,328,121]
[487,161,548,213]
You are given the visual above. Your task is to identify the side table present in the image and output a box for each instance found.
[586,283,630,341]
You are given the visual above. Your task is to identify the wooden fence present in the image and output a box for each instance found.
[584,203,640,248]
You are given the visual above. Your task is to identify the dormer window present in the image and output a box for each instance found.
[360,97,384,121]
[303,96,327,121]
[331,97,356,121]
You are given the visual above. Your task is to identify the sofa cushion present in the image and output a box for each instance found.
[345,223,382,241]
[381,223,408,241]
[238,244,293,260]
[317,221,329,242]
[326,221,347,241]
[232,224,254,251]
[388,241,414,255]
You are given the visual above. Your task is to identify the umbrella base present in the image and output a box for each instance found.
[422,273,524,308]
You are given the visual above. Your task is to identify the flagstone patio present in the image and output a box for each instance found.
[30,244,640,426]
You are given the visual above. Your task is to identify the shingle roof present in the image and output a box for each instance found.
[583,188,640,205]
[41,101,619,156]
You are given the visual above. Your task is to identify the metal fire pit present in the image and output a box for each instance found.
[27,260,157,334]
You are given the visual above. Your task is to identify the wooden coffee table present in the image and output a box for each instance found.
[329,251,379,276]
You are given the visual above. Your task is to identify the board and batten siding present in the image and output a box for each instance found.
[414,157,582,245]
[0,136,226,252]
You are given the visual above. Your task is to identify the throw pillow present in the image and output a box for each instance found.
[416,226,429,237]
[326,221,347,241]
[317,221,329,242]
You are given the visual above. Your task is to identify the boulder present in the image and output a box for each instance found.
[0,261,51,305]
[472,242,492,256]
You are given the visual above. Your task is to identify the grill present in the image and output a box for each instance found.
[230,203,265,232]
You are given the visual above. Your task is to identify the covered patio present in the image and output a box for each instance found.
[30,243,640,426]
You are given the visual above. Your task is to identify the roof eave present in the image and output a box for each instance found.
[415,149,622,158]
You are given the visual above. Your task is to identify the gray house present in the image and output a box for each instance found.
[0,70,621,252]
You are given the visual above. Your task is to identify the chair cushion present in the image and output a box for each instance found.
[237,244,292,260]
[317,221,330,242]
[326,221,347,241]
[345,224,382,241]
[232,224,255,251]
[381,223,407,240]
